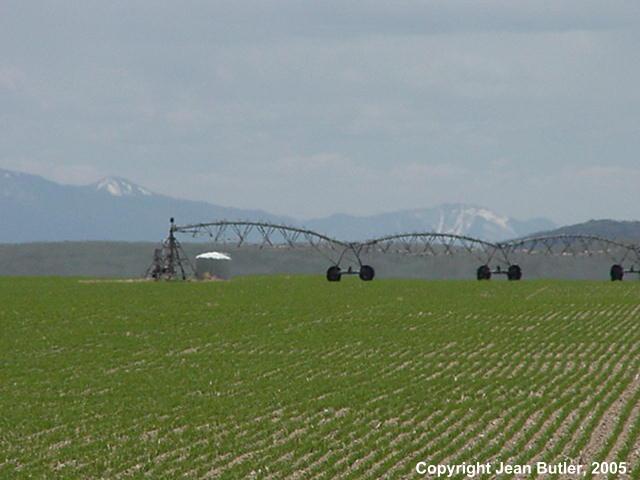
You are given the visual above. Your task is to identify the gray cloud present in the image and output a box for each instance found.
[1,1,640,223]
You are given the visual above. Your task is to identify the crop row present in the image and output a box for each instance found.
[1,278,639,478]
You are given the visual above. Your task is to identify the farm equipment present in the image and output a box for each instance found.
[327,265,375,282]
[476,264,522,281]
[150,219,640,282]
[610,264,640,281]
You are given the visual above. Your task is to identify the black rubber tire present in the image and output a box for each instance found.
[359,265,375,281]
[477,265,491,281]
[610,264,624,282]
[326,266,342,282]
[507,264,522,281]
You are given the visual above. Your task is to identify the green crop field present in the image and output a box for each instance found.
[2,277,640,479]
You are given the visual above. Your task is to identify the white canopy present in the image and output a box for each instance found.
[196,252,231,261]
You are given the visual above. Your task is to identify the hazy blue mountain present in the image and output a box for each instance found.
[0,169,291,242]
[306,204,555,242]
[0,168,554,243]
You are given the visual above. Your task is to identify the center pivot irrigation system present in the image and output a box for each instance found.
[146,219,640,282]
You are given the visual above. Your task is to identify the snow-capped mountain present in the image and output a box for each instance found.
[0,168,554,243]
[436,205,512,236]
[306,204,554,242]
[93,177,152,197]
[0,168,290,242]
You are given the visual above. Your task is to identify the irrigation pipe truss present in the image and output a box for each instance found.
[150,219,640,281]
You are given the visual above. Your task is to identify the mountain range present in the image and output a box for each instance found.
[0,168,558,243]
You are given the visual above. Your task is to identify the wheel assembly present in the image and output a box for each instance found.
[359,265,375,281]
[610,264,624,282]
[326,266,342,282]
[507,264,522,281]
[477,265,492,280]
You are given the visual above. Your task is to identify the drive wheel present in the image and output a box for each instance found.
[359,265,375,281]
[477,265,491,280]
[610,264,624,282]
[326,266,342,282]
[507,264,522,281]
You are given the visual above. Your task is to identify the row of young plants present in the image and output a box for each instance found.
[2,278,640,478]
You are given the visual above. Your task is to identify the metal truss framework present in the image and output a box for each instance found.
[360,233,502,265]
[172,223,503,267]
[145,222,194,280]
[150,220,640,281]
[498,235,640,265]
[174,220,350,266]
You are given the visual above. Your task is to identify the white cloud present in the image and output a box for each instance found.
[575,165,640,182]
[0,66,25,91]
[275,153,356,174]
[0,158,107,185]
[391,162,469,180]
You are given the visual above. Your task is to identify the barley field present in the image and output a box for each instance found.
[1,277,640,478]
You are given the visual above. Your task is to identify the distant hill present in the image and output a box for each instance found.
[529,219,640,242]
[0,168,554,242]
[0,241,620,280]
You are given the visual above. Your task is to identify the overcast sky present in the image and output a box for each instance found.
[1,1,640,223]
